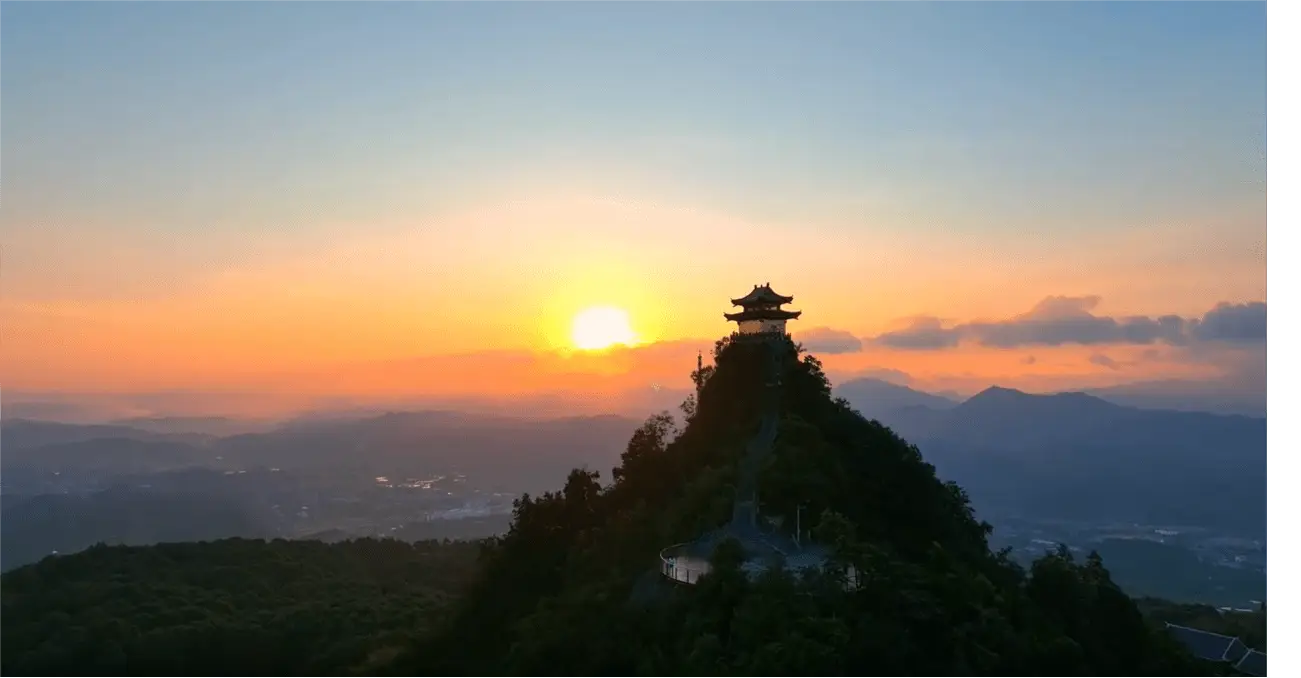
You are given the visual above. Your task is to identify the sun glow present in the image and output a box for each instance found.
[571,306,639,351]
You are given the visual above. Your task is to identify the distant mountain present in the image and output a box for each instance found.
[2,411,642,493]
[832,377,960,417]
[1085,379,1266,418]
[868,387,1266,536]
[215,410,642,492]
[0,400,106,423]
[0,487,274,571]
[897,385,1264,453]
[835,375,1268,420]
[110,416,276,437]
[2,419,166,451]
[6,393,1265,543]
[297,528,354,543]
[1,437,214,476]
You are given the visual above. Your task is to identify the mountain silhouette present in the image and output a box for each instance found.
[1,437,213,476]
[212,411,640,492]
[1085,379,1266,418]
[0,487,273,571]
[832,377,959,415]
[0,419,205,450]
[857,386,1265,534]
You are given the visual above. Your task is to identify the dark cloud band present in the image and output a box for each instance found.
[796,327,864,354]
[871,297,1265,350]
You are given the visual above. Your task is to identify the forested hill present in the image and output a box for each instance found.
[389,335,1212,675]
[0,538,480,676]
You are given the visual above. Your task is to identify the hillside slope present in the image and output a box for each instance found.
[391,335,1210,676]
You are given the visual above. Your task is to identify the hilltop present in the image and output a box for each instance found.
[390,334,1210,675]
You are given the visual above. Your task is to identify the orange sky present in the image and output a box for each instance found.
[2,196,1264,404]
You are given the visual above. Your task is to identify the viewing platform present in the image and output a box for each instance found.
[658,524,830,584]
[658,522,855,586]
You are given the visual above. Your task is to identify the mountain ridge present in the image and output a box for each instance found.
[843,383,1266,536]
[835,378,1264,422]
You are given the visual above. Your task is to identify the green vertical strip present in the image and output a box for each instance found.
[1269,1,1290,676]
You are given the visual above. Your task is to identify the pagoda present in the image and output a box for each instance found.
[724,283,801,335]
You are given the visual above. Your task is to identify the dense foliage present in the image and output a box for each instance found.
[0,538,480,676]
[390,336,1211,676]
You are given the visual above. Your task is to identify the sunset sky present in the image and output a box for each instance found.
[2,2,1266,414]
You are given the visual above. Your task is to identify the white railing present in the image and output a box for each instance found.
[659,541,860,589]
[659,545,711,584]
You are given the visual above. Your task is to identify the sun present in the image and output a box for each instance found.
[571,306,639,350]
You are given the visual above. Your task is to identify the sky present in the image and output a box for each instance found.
[1,2,1267,415]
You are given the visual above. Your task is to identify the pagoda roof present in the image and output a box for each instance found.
[731,284,794,308]
[724,308,802,322]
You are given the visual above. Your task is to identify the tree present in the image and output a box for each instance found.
[0,538,482,676]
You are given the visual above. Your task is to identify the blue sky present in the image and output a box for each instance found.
[4,1,1265,233]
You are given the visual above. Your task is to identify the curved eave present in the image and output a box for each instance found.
[724,310,802,322]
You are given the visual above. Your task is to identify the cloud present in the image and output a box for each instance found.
[796,327,864,354]
[869,297,1264,351]
[1021,355,1038,365]
[1089,353,1121,370]
[1189,302,1266,343]
[836,366,915,386]
[964,296,1187,348]
[874,317,961,349]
